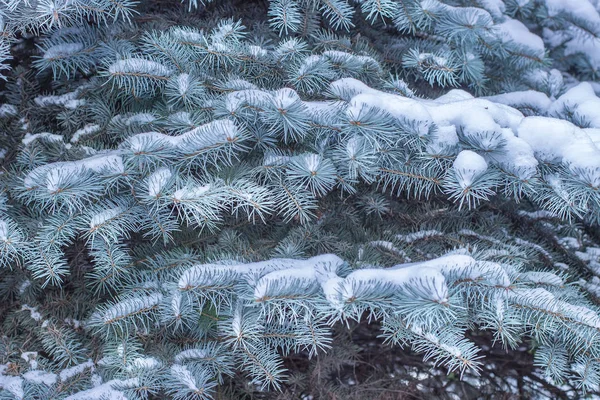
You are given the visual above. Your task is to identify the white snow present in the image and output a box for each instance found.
[176,73,191,95]
[22,132,64,146]
[121,113,156,126]
[99,293,163,324]
[59,360,94,381]
[330,78,539,180]
[485,91,552,113]
[64,378,136,400]
[518,210,557,219]
[18,280,31,294]
[174,349,210,364]
[511,288,600,329]
[476,0,505,19]
[0,220,8,241]
[519,271,563,286]
[89,206,125,229]
[24,152,124,190]
[128,119,239,155]
[180,252,518,309]
[23,370,57,386]
[108,58,172,77]
[179,254,344,292]
[34,91,85,109]
[172,185,211,202]
[549,83,600,128]
[253,258,336,299]
[170,365,199,391]
[21,352,38,369]
[370,240,411,261]
[0,104,17,117]
[544,0,600,23]
[336,76,599,185]
[147,168,172,197]
[393,254,510,287]
[496,19,545,57]
[396,230,443,243]
[0,364,23,399]
[517,116,600,178]
[43,43,84,59]
[128,357,161,371]
[427,125,458,154]
[21,305,42,321]
[71,124,100,143]
[339,262,448,303]
[453,150,488,187]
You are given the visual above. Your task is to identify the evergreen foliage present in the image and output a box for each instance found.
[0,0,599,399]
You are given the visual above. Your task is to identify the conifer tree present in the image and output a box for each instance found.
[0,0,600,399]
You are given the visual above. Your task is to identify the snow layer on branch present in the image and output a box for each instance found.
[391,254,510,287]
[0,364,23,399]
[0,104,17,117]
[24,152,124,189]
[330,78,600,182]
[511,288,600,329]
[484,91,552,112]
[43,43,84,60]
[21,304,42,321]
[108,58,173,77]
[127,120,239,153]
[477,0,505,19]
[545,0,600,23]
[64,378,136,400]
[254,254,341,299]
[330,78,538,179]
[517,117,600,173]
[23,370,57,386]
[180,253,513,309]
[59,360,94,381]
[549,83,600,128]
[564,39,600,75]
[453,151,488,187]
[338,260,448,303]
[71,124,100,143]
[22,132,64,146]
[325,254,503,308]
[147,168,173,197]
[496,19,545,57]
[34,90,85,109]
[178,254,344,292]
